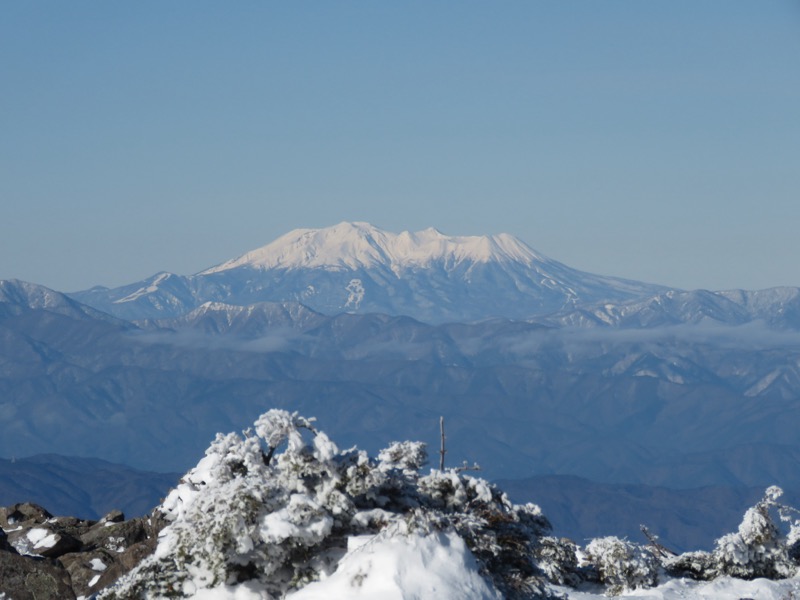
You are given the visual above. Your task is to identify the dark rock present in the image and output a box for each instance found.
[7,524,82,558]
[0,551,76,600]
[81,516,148,554]
[101,509,125,524]
[0,505,167,598]
[0,526,11,552]
[47,515,97,539]
[59,548,118,598]
[2,509,93,559]
[95,540,156,591]
[1,502,53,528]
[92,510,168,591]
[37,530,83,559]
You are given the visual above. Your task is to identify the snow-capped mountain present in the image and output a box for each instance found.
[201,221,555,272]
[70,222,666,322]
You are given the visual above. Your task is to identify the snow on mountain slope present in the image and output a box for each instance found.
[541,287,800,330]
[150,301,328,337]
[200,221,545,273]
[0,279,125,323]
[70,222,666,323]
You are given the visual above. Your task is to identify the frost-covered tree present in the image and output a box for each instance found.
[665,486,800,581]
[583,536,658,595]
[98,409,573,599]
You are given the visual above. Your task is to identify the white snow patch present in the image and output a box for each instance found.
[345,278,365,309]
[184,580,271,599]
[746,369,783,396]
[90,557,108,571]
[114,272,172,304]
[106,535,127,553]
[634,369,658,378]
[88,574,102,587]
[27,527,58,550]
[562,574,800,599]
[286,530,501,600]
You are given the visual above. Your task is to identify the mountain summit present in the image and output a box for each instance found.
[71,222,665,323]
[201,221,546,274]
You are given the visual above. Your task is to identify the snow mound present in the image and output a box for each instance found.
[288,529,501,600]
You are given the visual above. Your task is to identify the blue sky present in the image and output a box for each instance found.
[2,2,799,292]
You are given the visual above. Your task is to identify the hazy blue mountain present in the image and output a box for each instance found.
[4,279,800,496]
[6,225,800,547]
[499,475,800,553]
[70,222,666,323]
[0,454,179,519]
[540,287,800,330]
[0,279,127,324]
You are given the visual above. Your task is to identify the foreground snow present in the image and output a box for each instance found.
[153,538,800,600]
[165,529,500,600]
[563,574,800,599]
[288,529,501,600]
[139,522,800,600]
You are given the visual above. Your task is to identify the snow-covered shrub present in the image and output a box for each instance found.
[583,536,658,596]
[98,412,352,599]
[665,486,800,581]
[662,549,717,581]
[416,469,564,598]
[98,409,570,599]
[377,440,428,474]
[535,536,581,587]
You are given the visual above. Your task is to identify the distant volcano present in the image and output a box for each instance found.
[69,222,665,323]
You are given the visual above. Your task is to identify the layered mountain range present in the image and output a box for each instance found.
[3,222,800,549]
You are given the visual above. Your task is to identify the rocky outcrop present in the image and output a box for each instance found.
[0,551,76,600]
[0,502,164,599]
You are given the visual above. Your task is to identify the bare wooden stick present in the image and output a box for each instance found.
[640,525,676,558]
[439,416,446,470]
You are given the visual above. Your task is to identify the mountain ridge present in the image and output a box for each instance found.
[69,222,667,323]
[5,278,800,489]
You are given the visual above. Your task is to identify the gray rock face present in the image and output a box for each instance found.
[0,502,165,598]
[80,516,148,554]
[2,502,53,526]
[0,551,76,600]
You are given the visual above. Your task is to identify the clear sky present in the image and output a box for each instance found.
[2,2,799,292]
